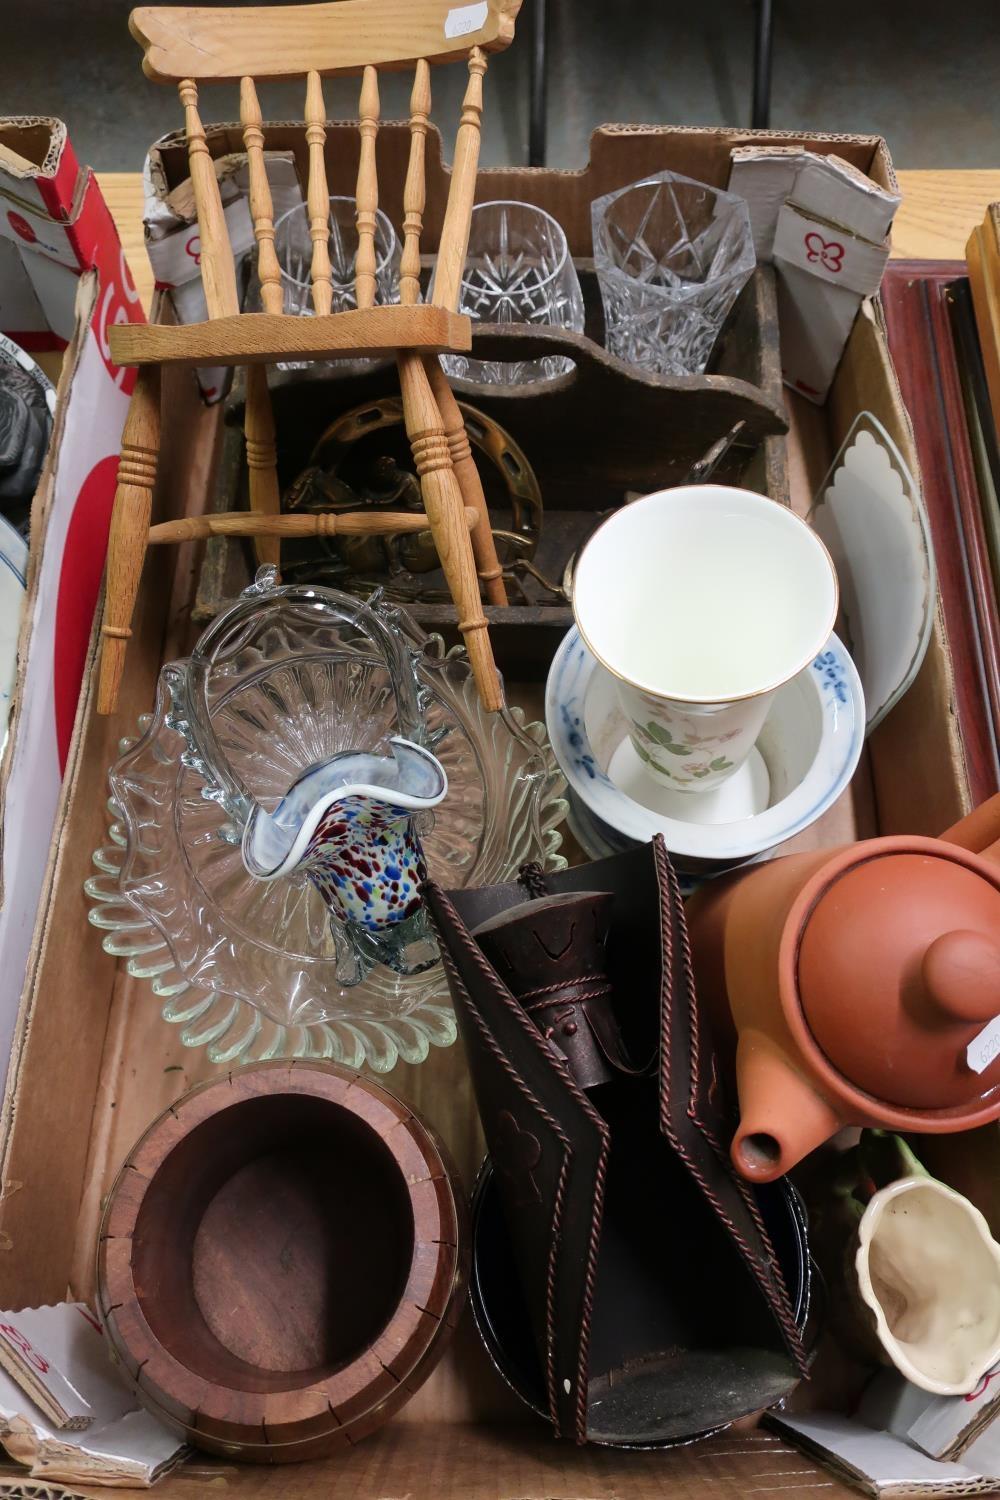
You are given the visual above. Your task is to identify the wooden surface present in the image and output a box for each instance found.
[398,347,503,709]
[431,49,487,315]
[238,77,282,565]
[894,170,1000,261]
[404,266,787,512]
[880,264,1000,805]
[98,1063,466,1462]
[243,363,281,566]
[98,170,1000,321]
[394,58,507,604]
[428,359,508,603]
[129,0,521,82]
[100,35,506,708]
[240,77,283,316]
[109,304,472,366]
[400,61,431,308]
[355,65,382,311]
[427,48,508,604]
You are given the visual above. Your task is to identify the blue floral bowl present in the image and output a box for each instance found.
[546,627,864,874]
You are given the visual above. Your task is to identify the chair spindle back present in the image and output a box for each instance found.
[354,66,381,310]
[240,76,282,316]
[178,79,240,319]
[174,39,490,327]
[432,49,487,314]
[400,59,431,309]
[304,71,333,314]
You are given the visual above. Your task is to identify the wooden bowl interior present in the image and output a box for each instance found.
[131,1093,415,1390]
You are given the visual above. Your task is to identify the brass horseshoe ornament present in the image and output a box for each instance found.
[287,396,542,588]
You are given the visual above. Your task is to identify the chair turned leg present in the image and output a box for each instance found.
[98,365,161,716]
[397,351,502,712]
[424,358,508,606]
[244,364,281,571]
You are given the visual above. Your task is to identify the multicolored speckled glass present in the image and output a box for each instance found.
[242,736,446,977]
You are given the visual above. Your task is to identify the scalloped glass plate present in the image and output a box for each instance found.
[86,626,567,1072]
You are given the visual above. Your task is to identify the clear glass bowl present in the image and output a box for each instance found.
[86,598,567,1071]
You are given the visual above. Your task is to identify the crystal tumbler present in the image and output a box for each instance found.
[592,171,755,377]
[271,196,400,371]
[440,200,585,385]
[274,195,401,315]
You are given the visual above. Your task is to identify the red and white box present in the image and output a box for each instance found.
[0,119,144,1075]
[143,141,302,401]
[728,146,900,404]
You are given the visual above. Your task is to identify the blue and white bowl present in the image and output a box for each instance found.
[546,627,864,873]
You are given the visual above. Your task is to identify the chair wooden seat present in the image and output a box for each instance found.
[109,305,472,368]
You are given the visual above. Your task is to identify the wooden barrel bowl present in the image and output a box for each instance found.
[97,1061,468,1462]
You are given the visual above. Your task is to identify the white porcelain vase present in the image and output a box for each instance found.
[571,485,838,792]
[855,1174,1000,1396]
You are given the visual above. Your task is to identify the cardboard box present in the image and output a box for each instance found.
[0,125,975,1500]
[0,119,144,1078]
[142,147,303,402]
[0,1302,185,1484]
[771,1410,1000,1498]
[859,1366,1000,1463]
[0,120,141,353]
[729,148,901,403]
[768,1368,1000,1496]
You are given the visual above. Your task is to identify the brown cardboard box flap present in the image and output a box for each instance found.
[0,1424,858,1500]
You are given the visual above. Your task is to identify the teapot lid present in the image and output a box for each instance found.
[797,848,1000,1111]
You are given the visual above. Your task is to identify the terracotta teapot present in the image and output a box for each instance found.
[687,794,1000,1183]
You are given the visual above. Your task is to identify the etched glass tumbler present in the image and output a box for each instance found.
[441,200,585,385]
[274,195,401,315]
[271,196,400,371]
[592,171,755,377]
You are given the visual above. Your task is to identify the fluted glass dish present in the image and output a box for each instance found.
[86,593,566,1071]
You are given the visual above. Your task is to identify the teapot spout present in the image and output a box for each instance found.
[731,1030,843,1183]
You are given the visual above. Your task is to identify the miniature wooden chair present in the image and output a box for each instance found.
[98,0,521,717]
